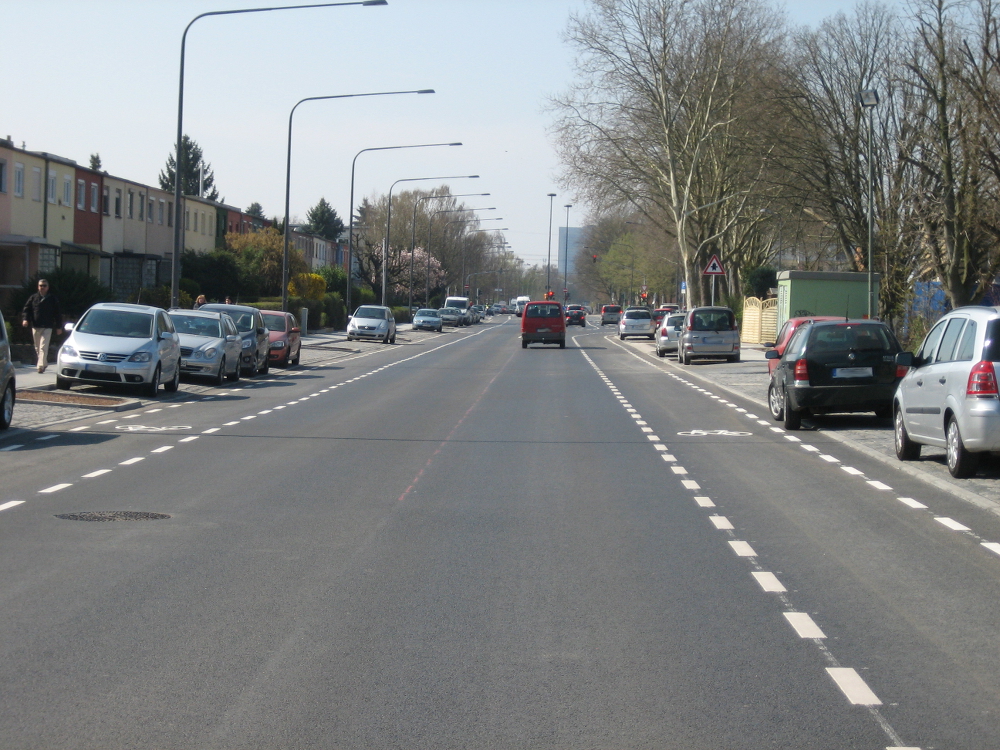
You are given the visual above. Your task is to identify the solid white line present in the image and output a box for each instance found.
[0,500,25,512]
[82,469,112,478]
[752,571,786,592]
[681,479,701,490]
[151,446,173,453]
[120,457,145,465]
[729,540,756,557]
[936,517,971,531]
[826,667,882,705]
[784,612,826,639]
[39,483,72,494]
[709,515,734,530]
[898,497,927,509]
[694,496,715,507]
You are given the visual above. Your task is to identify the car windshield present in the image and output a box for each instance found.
[440,308,459,315]
[667,315,684,327]
[228,312,257,333]
[417,310,439,317]
[355,306,386,320]
[624,310,651,319]
[170,315,221,338]
[262,314,287,331]
[77,309,154,339]
[690,310,734,331]
[808,324,894,353]
[525,304,561,318]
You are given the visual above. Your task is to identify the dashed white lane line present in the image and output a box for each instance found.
[670,466,687,475]
[867,480,893,491]
[681,479,700,490]
[820,454,839,463]
[96,419,117,424]
[661,454,677,462]
[179,436,199,443]
[224,421,240,426]
[694,496,716,507]
[841,466,864,476]
[898,497,928,509]
[82,469,111,478]
[982,542,1000,557]
[646,435,660,441]
[784,612,826,639]
[752,571,787,592]
[151,446,173,454]
[0,500,25,512]
[826,668,882,706]
[729,540,756,557]
[241,416,256,420]
[119,457,145,465]
[709,515,734,530]
[69,426,89,432]
[202,428,220,434]
[39,483,72,494]
[35,435,58,441]
[936,517,971,532]
[1,445,24,452]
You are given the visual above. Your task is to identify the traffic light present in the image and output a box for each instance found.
[545,290,554,300]
[592,254,598,263]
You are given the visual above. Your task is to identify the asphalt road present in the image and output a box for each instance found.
[1,315,999,748]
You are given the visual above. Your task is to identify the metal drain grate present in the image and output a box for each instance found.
[55,511,171,522]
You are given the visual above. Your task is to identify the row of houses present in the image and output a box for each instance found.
[0,135,347,307]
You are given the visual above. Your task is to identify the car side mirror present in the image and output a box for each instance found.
[347,315,353,321]
[256,327,265,335]
[160,331,174,340]
[290,327,300,333]
[895,351,914,368]
[64,322,75,332]
[763,342,775,348]
[227,335,240,342]
[764,350,780,360]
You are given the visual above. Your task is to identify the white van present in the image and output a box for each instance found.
[444,296,474,325]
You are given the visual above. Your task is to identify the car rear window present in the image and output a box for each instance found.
[667,314,684,327]
[603,306,621,313]
[526,304,562,318]
[624,310,651,319]
[808,324,895,353]
[982,319,1000,361]
[689,309,734,331]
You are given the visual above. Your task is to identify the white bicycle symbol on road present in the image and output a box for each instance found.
[115,425,192,432]
[677,429,752,437]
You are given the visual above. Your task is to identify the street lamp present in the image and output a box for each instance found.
[563,204,572,301]
[346,142,462,314]
[545,192,556,294]
[281,89,434,312]
[171,0,387,307]
[409,192,490,313]
[858,88,879,319]
[426,206,495,303]
[383,175,479,305]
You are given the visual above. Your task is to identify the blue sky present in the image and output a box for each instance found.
[4,0,862,265]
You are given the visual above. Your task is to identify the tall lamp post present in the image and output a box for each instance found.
[346,141,462,314]
[545,192,556,295]
[562,203,572,301]
[282,89,434,312]
[426,206,495,303]
[383,175,479,305]
[171,0,386,308]
[859,88,879,319]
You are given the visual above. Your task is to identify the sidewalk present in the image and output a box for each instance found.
[647,340,1000,517]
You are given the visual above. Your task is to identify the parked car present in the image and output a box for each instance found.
[413,308,443,332]
[168,309,242,385]
[199,303,270,376]
[438,307,461,326]
[618,308,655,340]
[655,313,686,357]
[766,319,904,430]
[893,306,1000,477]
[0,309,15,429]
[347,305,396,343]
[261,310,301,367]
[656,304,680,314]
[57,302,181,398]
[678,306,741,364]
[764,316,841,375]
[521,300,566,348]
[600,304,623,326]
[565,304,587,327]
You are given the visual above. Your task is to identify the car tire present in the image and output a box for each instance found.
[648,334,655,340]
[226,358,240,382]
[260,355,269,375]
[768,383,785,421]
[946,416,979,478]
[782,390,801,430]
[291,347,300,366]
[559,339,566,349]
[214,357,227,387]
[390,334,396,344]
[164,363,180,393]
[56,375,71,390]
[894,407,920,461]
[521,340,528,349]
[656,347,665,358]
[728,353,741,363]
[0,382,13,430]
[682,351,692,366]
[143,366,161,399]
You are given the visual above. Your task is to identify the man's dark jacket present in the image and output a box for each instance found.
[22,292,62,329]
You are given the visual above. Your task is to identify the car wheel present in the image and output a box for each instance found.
[656,347,665,358]
[874,405,891,419]
[782,390,801,430]
[142,366,161,399]
[164,362,180,393]
[0,382,13,430]
[728,353,741,363]
[214,357,227,387]
[521,340,528,349]
[260,355,269,375]
[768,383,784,421]
[894,407,920,461]
[682,351,692,366]
[390,334,396,344]
[648,334,655,340]
[946,416,979,478]
[559,339,566,349]
[291,347,300,366]
[55,375,71,390]
[226,357,240,382]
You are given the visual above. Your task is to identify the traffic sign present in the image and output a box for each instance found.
[703,254,726,275]
[640,284,648,293]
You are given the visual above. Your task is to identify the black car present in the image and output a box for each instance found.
[766,320,904,430]
[198,303,270,376]
[565,305,587,327]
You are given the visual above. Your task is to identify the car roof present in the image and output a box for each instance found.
[200,303,259,313]
[90,302,164,314]
[169,309,228,319]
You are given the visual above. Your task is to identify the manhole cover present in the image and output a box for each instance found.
[55,511,171,522]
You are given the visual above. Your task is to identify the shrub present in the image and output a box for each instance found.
[134,285,193,310]
[390,306,412,324]
[288,273,326,300]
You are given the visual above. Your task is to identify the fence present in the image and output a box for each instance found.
[741,297,777,344]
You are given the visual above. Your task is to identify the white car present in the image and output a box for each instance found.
[618,308,655,340]
[347,305,396,344]
[57,302,181,398]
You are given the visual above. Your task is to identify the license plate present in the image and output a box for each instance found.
[702,336,723,344]
[538,327,550,332]
[833,367,872,378]
[85,363,114,373]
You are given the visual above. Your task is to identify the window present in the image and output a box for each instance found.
[149,198,154,223]
[14,163,24,197]
[91,183,98,212]
[102,185,110,215]
[127,189,134,219]
[201,212,206,234]
[39,247,57,273]
[63,175,72,206]
[0,159,6,193]
[47,169,56,203]
[114,188,122,218]
[916,320,947,366]
[158,200,164,225]
[76,179,85,209]
[138,193,144,221]
[934,318,968,363]
[33,166,42,201]
[167,201,173,227]
[185,209,190,230]
[956,321,978,361]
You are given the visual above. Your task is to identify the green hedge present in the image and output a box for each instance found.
[240,293,346,332]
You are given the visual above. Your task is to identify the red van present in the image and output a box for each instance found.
[521,301,566,348]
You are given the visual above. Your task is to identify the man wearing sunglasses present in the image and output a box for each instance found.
[21,279,62,374]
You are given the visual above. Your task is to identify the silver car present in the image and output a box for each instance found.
[618,308,655,340]
[57,303,181,398]
[347,305,396,343]
[894,305,1000,477]
[655,313,685,357]
[169,310,242,386]
[438,307,461,326]
[412,309,443,332]
[678,306,741,364]
[0,309,14,430]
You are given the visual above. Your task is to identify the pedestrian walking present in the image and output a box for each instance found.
[194,294,207,309]
[21,278,62,373]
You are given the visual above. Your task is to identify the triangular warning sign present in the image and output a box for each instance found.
[703,254,726,275]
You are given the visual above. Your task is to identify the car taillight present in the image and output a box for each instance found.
[895,364,910,378]
[967,360,999,397]
[661,328,668,336]
[794,359,809,381]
